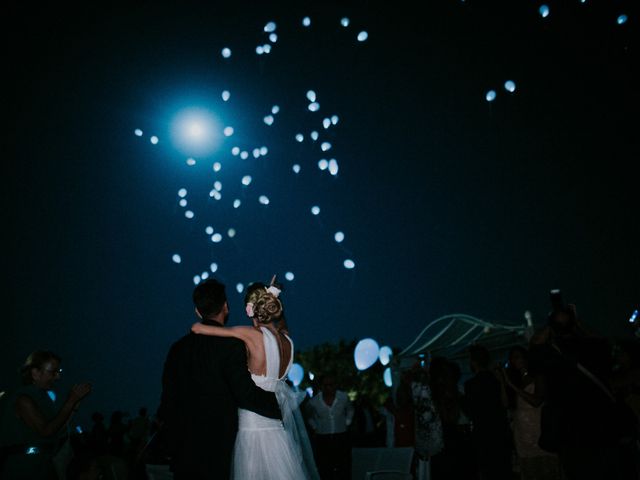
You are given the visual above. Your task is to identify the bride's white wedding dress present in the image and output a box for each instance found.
[233,327,320,480]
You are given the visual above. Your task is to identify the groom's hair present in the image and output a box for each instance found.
[193,279,227,318]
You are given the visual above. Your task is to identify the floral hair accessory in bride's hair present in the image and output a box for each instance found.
[245,303,255,318]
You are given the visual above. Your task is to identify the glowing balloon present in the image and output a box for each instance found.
[241,176,252,186]
[210,262,218,272]
[328,159,339,176]
[271,105,280,114]
[379,346,393,366]
[285,272,295,281]
[302,17,311,27]
[233,199,241,208]
[193,275,201,285]
[222,90,230,101]
[172,254,181,264]
[486,90,497,102]
[306,90,317,102]
[210,190,222,200]
[308,372,315,380]
[221,48,232,58]
[134,129,143,136]
[236,283,244,293]
[331,115,339,125]
[201,272,209,280]
[240,151,249,160]
[223,126,234,137]
[341,17,350,27]
[321,142,332,151]
[185,210,194,219]
[259,195,270,205]
[323,118,331,129]
[310,131,319,141]
[186,158,196,166]
[264,21,277,33]
[308,102,320,112]
[263,44,272,54]
[150,136,159,144]
[253,148,261,158]
[256,46,264,55]
[344,259,355,269]
[318,159,329,170]
[205,226,214,235]
[311,206,321,215]
[214,181,222,191]
[264,115,274,125]
[295,133,304,142]
[231,147,240,156]
[354,338,380,370]
[334,231,345,243]
[292,164,301,174]
[269,33,278,43]
[288,363,304,386]
[539,5,550,18]
[357,31,369,42]
[383,368,393,387]
[213,162,221,172]
[178,188,187,198]
[617,14,628,25]
[179,199,187,207]
[260,146,268,156]
[504,80,516,93]
[228,228,236,238]
[211,233,222,243]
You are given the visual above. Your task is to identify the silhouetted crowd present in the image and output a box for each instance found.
[2,303,639,480]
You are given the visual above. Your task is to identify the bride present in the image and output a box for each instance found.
[191,278,320,480]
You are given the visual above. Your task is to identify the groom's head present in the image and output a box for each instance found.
[193,279,228,324]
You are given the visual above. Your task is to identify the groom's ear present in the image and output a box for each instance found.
[195,307,203,319]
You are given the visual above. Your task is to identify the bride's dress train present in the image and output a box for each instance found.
[232,327,319,480]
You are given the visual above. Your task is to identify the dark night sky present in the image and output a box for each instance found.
[4,1,639,422]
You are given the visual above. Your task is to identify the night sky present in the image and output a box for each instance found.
[5,1,638,423]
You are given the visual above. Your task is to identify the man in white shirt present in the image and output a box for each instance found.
[305,375,354,479]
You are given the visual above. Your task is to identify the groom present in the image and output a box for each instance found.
[157,278,281,479]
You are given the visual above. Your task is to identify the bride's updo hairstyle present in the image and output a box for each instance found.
[244,282,283,324]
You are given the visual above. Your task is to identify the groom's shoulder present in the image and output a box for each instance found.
[170,331,243,351]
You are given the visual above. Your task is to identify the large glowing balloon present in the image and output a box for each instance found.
[354,338,380,370]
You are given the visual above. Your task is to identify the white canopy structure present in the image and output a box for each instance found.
[399,314,531,362]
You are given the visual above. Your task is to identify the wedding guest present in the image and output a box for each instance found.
[502,346,560,480]
[305,375,354,480]
[463,345,512,480]
[0,351,91,480]
[429,357,476,479]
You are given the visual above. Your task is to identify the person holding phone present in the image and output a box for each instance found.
[0,351,91,480]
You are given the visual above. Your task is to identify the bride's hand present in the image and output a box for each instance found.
[191,322,205,334]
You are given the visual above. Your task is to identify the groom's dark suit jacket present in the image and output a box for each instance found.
[158,320,281,479]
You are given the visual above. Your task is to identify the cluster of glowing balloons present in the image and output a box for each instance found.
[136,11,371,289]
[354,339,394,387]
